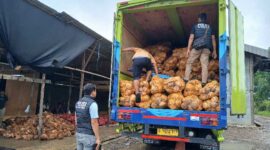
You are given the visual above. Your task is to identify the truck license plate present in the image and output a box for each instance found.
[157,128,179,136]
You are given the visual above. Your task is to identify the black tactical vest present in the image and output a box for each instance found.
[193,23,212,50]
[75,96,95,135]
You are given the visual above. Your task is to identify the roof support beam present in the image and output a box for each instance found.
[0,73,51,84]
[85,49,95,68]
[86,48,110,60]
[64,66,110,80]
[166,8,185,44]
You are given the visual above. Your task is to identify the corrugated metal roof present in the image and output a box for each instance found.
[245,44,270,58]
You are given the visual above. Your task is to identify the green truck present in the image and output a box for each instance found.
[111,0,246,149]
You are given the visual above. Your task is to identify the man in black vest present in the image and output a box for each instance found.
[184,13,217,86]
[75,83,100,150]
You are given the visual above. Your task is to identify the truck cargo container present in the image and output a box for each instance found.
[110,0,246,149]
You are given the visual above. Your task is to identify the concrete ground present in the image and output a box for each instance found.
[0,116,270,150]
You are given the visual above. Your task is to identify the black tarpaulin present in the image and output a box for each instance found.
[0,0,95,68]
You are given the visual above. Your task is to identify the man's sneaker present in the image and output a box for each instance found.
[202,82,207,87]
[136,93,141,103]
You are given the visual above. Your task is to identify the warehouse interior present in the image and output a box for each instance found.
[0,0,112,117]
[0,41,112,117]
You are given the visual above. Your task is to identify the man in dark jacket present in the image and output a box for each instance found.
[75,83,100,150]
[0,91,7,127]
[184,13,217,86]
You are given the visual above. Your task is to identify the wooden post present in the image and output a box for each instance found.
[79,52,86,98]
[79,73,85,98]
[67,81,72,113]
[67,72,73,113]
[38,73,46,138]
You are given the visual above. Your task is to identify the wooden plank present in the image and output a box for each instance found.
[96,85,109,90]
[79,52,85,99]
[5,81,39,116]
[64,66,110,80]
[38,74,46,138]
[67,82,72,112]
[85,43,97,68]
[86,48,110,60]
[87,81,109,85]
[0,73,51,84]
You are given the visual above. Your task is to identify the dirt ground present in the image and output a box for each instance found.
[0,126,120,150]
[0,116,270,150]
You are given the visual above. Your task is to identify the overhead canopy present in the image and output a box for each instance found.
[0,0,95,69]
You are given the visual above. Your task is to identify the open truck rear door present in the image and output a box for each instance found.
[229,0,247,115]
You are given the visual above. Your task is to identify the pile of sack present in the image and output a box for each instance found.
[184,80,202,97]
[119,77,220,112]
[0,112,75,140]
[181,95,203,111]
[144,44,219,81]
[149,76,185,109]
[200,81,220,111]
[162,56,178,76]
[139,76,166,109]
[144,43,170,73]
[136,78,151,108]
[208,60,219,81]
[119,80,136,107]
[119,43,220,112]
[144,42,171,56]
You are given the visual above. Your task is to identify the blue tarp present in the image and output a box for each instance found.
[0,0,95,69]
